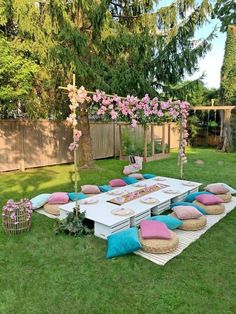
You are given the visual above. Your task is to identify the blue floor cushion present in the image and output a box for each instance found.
[122,177,139,184]
[148,215,183,229]
[106,227,142,259]
[30,193,51,209]
[143,173,156,179]
[68,192,88,201]
[184,191,212,203]
[98,185,113,192]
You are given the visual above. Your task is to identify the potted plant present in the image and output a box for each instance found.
[2,199,33,234]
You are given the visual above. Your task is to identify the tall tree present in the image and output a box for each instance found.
[220,25,236,151]
[214,0,236,151]
[0,0,215,165]
[220,25,236,105]
[214,0,236,32]
[0,36,40,118]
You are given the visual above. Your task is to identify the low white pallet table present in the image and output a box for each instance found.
[149,177,201,203]
[59,177,202,239]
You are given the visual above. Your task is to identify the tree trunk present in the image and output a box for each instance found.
[221,109,232,152]
[78,101,95,168]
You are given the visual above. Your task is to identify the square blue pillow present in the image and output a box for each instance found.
[122,177,139,185]
[143,173,156,179]
[148,215,183,229]
[170,201,207,215]
[30,193,51,209]
[184,191,212,203]
[106,227,142,259]
[68,192,88,201]
[99,185,112,192]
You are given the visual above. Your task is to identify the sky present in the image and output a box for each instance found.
[157,0,226,89]
[188,20,226,89]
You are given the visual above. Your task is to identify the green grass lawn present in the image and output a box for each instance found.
[0,148,236,314]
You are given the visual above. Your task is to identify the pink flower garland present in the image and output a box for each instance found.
[65,86,190,163]
[92,90,190,161]
[66,85,85,150]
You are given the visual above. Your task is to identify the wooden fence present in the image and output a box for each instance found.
[0,120,179,172]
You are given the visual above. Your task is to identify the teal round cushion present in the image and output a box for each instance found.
[148,215,183,229]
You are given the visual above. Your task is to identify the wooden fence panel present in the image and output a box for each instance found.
[23,120,73,169]
[89,122,116,159]
[0,120,180,172]
[0,120,21,171]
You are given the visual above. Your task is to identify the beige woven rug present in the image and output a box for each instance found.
[135,196,236,266]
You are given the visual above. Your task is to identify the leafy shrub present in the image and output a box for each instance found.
[55,212,94,236]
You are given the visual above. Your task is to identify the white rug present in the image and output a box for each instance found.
[36,208,67,220]
[135,197,236,266]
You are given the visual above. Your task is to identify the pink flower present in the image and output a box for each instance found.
[110,110,118,120]
[74,130,82,141]
[68,142,79,151]
[131,119,137,128]
[113,95,121,102]
[161,102,169,110]
[102,98,111,106]
[10,213,16,220]
[157,110,164,117]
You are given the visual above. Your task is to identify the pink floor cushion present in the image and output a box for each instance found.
[109,179,127,187]
[195,194,224,205]
[205,183,230,194]
[81,185,101,194]
[48,192,69,204]
[140,220,171,240]
[128,173,144,180]
[172,205,202,220]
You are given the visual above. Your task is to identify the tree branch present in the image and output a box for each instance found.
[111,14,139,19]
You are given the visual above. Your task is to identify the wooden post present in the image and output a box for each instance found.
[19,121,25,172]
[221,109,232,152]
[143,126,147,162]
[151,124,155,156]
[178,120,184,179]
[162,124,166,154]
[113,122,116,158]
[71,74,79,212]
[118,124,123,159]
[167,123,171,153]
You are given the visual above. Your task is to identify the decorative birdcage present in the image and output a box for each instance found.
[2,199,33,235]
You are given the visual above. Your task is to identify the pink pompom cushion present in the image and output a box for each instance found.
[205,183,229,194]
[195,194,223,205]
[140,220,171,240]
[172,206,202,220]
[128,173,144,180]
[48,192,69,204]
[109,179,127,187]
[81,185,101,194]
